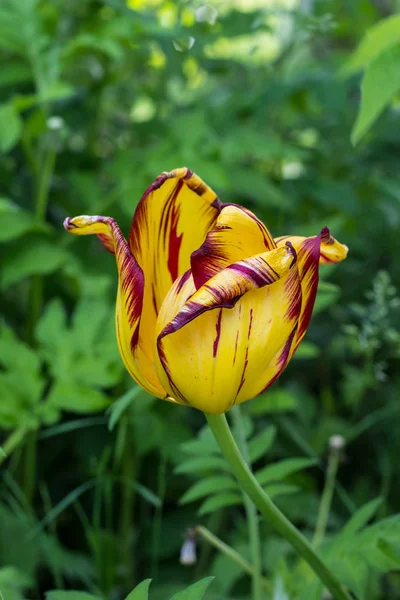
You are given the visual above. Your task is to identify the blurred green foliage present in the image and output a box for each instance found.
[1,0,400,598]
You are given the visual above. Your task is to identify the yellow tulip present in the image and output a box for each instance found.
[64,167,348,414]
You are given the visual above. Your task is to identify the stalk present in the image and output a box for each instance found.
[231,406,262,600]
[205,412,351,600]
[313,436,344,548]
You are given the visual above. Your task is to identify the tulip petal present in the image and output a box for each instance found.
[129,167,222,363]
[155,244,300,413]
[191,204,276,289]
[64,215,165,398]
[275,227,348,351]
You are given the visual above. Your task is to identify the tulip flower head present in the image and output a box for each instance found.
[64,168,348,414]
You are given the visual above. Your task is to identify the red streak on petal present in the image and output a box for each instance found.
[247,308,253,340]
[233,330,240,365]
[213,309,223,357]
[167,196,183,283]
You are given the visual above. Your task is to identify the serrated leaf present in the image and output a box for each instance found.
[248,426,277,463]
[198,492,242,515]
[46,381,111,413]
[255,458,317,486]
[179,475,237,504]
[124,578,152,600]
[174,456,228,475]
[351,43,400,145]
[169,576,214,600]
[342,14,400,75]
[340,497,383,538]
[46,592,103,600]
[0,103,22,152]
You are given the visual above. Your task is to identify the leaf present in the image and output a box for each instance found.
[169,576,215,600]
[351,43,400,145]
[249,388,298,415]
[0,198,40,242]
[198,492,242,515]
[248,426,277,463]
[377,538,400,566]
[46,381,111,413]
[255,458,317,486]
[294,341,320,359]
[179,475,237,504]
[107,386,142,431]
[1,237,69,288]
[264,483,300,499]
[174,456,229,475]
[124,578,152,600]
[46,593,103,600]
[340,497,383,538]
[0,103,22,152]
[343,15,400,75]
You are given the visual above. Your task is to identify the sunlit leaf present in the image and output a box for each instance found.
[351,43,400,145]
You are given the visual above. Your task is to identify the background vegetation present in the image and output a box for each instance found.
[1,0,400,598]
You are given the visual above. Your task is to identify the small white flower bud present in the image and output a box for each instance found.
[329,434,346,451]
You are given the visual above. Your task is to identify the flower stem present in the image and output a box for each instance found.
[312,442,341,548]
[205,412,351,600]
[231,406,262,600]
[196,526,271,594]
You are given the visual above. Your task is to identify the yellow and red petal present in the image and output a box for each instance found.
[155,244,300,414]
[64,215,165,398]
[275,227,348,351]
[191,204,276,289]
[129,167,222,365]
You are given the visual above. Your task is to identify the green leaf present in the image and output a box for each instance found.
[107,386,143,431]
[0,198,41,242]
[377,538,400,566]
[294,341,320,359]
[249,388,297,415]
[0,103,22,152]
[1,237,69,288]
[174,456,229,475]
[264,483,300,499]
[46,593,103,600]
[255,458,317,486]
[248,426,277,463]
[351,43,400,145]
[340,497,383,538]
[125,578,152,600]
[198,492,242,515]
[179,475,237,504]
[169,576,214,600]
[46,381,111,413]
[343,15,400,74]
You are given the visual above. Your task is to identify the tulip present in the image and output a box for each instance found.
[64,167,348,414]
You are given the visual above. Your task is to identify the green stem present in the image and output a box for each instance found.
[312,445,341,548]
[196,526,271,594]
[0,425,30,467]
[151,450,167,581]
[205,413,351,600]
[231,406,262,600]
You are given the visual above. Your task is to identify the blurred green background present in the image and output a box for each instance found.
[1,0,400,598]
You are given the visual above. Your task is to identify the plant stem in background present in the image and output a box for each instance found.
[151,450,167,581]
[313,436,344,548]
[23,146,57,503]
[118,415,137,589]
[205,413,351,600]
[231,406,262,600]
[196,526,271,594]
